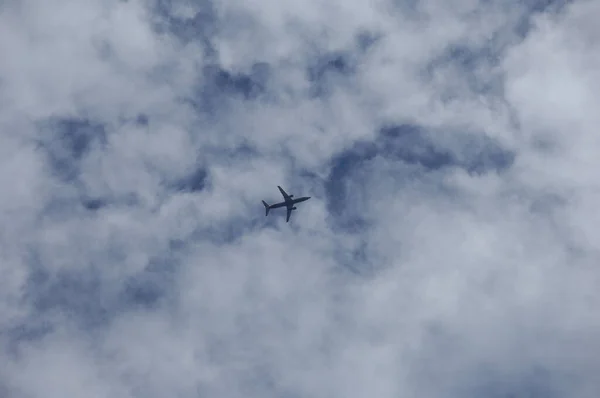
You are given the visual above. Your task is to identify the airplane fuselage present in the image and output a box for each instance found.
[268,196,310,209]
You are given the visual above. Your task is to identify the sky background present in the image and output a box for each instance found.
[1,0,599,397]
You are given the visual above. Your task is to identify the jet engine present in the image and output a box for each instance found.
[292,207,297,210]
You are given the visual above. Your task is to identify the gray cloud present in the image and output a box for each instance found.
[1,0,599,397]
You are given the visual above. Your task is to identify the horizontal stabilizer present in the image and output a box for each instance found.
[262,200,270,216]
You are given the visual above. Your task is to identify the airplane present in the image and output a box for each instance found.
[262,186,311,222]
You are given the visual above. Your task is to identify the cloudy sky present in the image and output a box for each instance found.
[1,0,599,396]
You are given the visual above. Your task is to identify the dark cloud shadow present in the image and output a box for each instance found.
[120,257,177,310]
[306,31,379,98]
[2,321,54,359]
[152,0,218,56]
[26,267,111,330]
[380,125,455,170]
[171,167,208,193]
[210,63,270,100]
[307,52,354,98]
[36,117,106,183]
[424,43,504,98]
[422,0,574,102]
[458,365,562,398]
[325,141,377,232]
[20,244,181,338]
[135,113,150,126]
[515,0,574,38]
[325,124,515,231]
[35,117,115,214]
[81,198,106,211]
[186,62,271,115]
[380,125,515,174]
[37,115,213,216]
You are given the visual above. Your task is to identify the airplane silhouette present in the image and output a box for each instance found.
[262,186,311,222]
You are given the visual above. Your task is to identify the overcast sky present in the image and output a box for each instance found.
[1,0,599,397]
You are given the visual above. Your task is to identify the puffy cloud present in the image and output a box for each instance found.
[1,0,598,397]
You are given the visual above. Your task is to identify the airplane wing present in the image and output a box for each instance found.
[278,186,291,200]
[286,207,293,222]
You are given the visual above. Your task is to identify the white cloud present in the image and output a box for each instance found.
[1,0,599,397]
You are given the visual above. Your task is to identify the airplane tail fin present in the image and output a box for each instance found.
[262,200,270,216]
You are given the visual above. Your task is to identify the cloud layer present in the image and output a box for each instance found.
[1,0,599,397]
